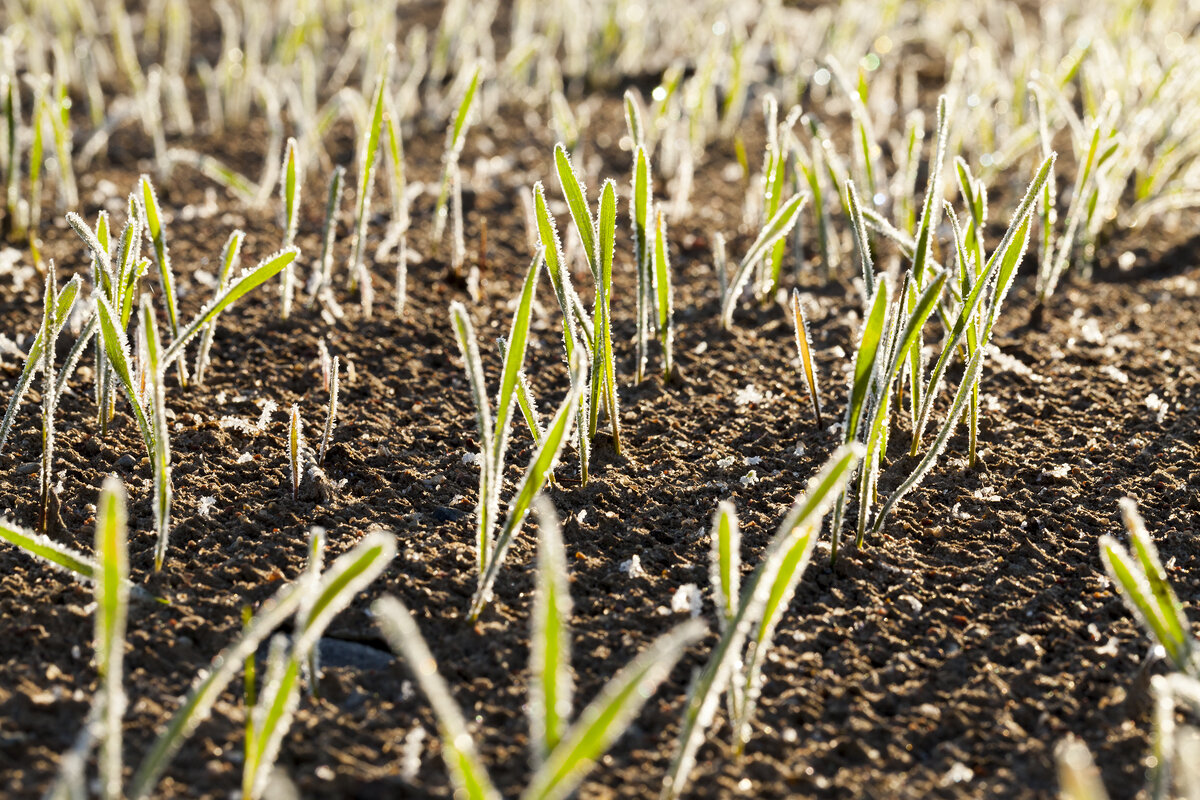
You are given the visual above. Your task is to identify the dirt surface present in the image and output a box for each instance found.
[2,15,1200,800]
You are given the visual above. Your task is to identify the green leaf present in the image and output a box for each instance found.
[450,301,495,577]
[790,290,822,427]
[374,595,501,800]
[531,497,573,763]
[139,176,181,335]
[844,279,888,443]
[95,475,129,800]
[163,247,300,368]
[709,501,740,631]
[469,360,586,621]
[721,193,806,329]
[662,444,862,800]
[554,143,597,280]
[493,248,543,482]
[524,620,705,800]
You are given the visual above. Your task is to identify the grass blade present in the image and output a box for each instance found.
[553,143,597,279]
[790,290,821,427]
[662,443,862,800]
[139,297,173,571]
[374,595,501,800]
[721,194,806,330]
[162,247,300,368]
[95,476,129,800]
[524,620,705,800]
[450,301,495,580]
[531,497,572,763]
[469,359,585,621]
[653,210,674,380]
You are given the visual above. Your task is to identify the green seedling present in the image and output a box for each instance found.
[318,356,339,467]
[662,444,862,799]
[288,404,303,500]
[348,56,389,315]
[652,209,674,380]
[194,230,245,385]
[632,143,653,382]
[720,193,806,330]
[138,296,173,572]
[279,137,301,319]
[375,499,703,800]
[533,181,591,484]
[789,290,821,427]
[433,61,481,249]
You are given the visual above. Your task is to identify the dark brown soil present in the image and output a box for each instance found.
[2,14,1200,800]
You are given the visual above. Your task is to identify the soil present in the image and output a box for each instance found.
[2,11,1200,800]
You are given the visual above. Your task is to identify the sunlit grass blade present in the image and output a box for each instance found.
[162,247,300,368]
[525,620,704,800]
[844,180,875,299]
[789,290,821,427]
[709,500,740,633]
[0,516,97,581]
[288,405,303,501]
[553,143,597,279]
[130,532,394,799]
[280,137,301,319]
[349,56,389,313]
[531,496,572,764]
[869,344,988,539]
[653,209,674,380]
[587,180,620,452]
[95,292,155,459]
[469,359,585,621]
[632,144,652,382]
[319,357,339,467]
[95,476,129,800]
[450,301,495,579]
[433,61,481,248]
[38,264,57,533]
[139,297,173,571]
[1099,499,1195,673]
[843,279,888,443]
[194,229,244,384]
[910,155,1053,451]
[0,272,83,451]
[374,595,501,800]
[1056,738,1111,800]
[493,247,543,487]
[139,176,181,341]
[310,165,344,304]
[244,532,395,799]
[720,193,806,330]
[662,444,862,800]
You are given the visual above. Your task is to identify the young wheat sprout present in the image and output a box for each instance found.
[289,405,303,500]
[318,357,339,467]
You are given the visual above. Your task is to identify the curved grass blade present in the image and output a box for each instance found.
[469,360,585,621]
[911,155,1053,451]
[844,280,888,442]
[450,301,495,578]
[95,293,155,459]
[844,180,875,299]
[869,344,988,539]
[139,176,181,338]
[128,583,308,799]
[524,619,705,800]
[721,193,806,330]
[245,532,395,799]
[162,247,299,368]
[531,497,572,764]
[0,274,82,453]
[553,143,597,279]
[493,247,544,487]
[374,595,501,800]
[349,56,390,310]
[1099,500,1195,672]
[662,444,862,800]
[433,62,481,247]
[0,516,98,581]
[790,290,821,427]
